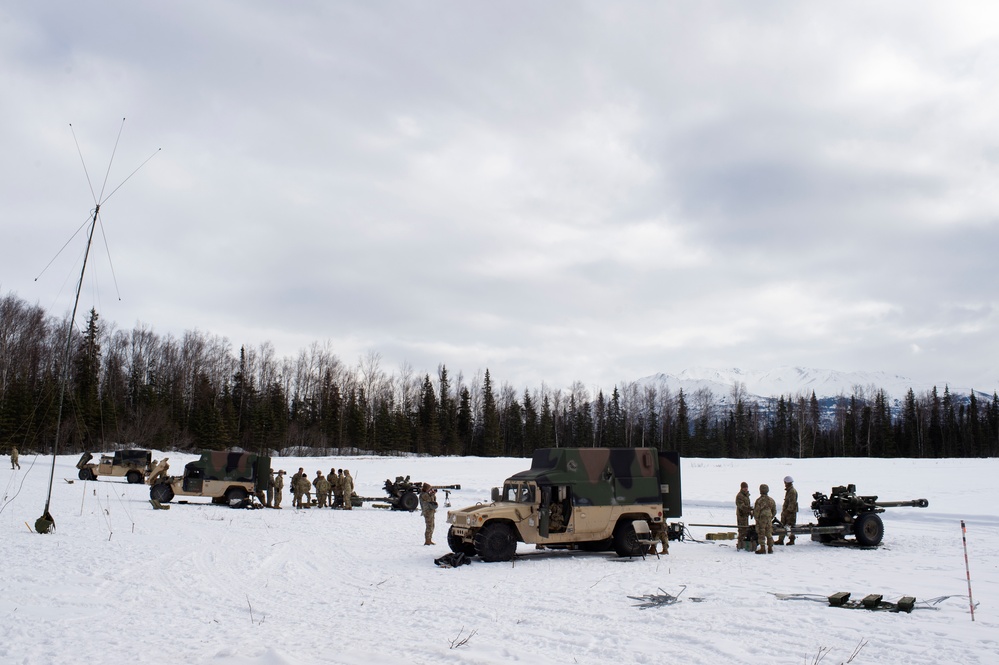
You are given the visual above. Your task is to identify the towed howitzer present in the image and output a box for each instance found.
[353,475,461,511]
[696,483,929,549]
[801,483,928,546]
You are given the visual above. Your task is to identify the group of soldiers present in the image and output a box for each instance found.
[273,467,355,510]
[735,476,798,554]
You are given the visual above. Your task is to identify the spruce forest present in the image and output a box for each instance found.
[2,292,997,459]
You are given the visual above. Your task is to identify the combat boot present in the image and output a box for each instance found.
[788,535,795,545]
[767,544,773,554]
[755,545,765,554]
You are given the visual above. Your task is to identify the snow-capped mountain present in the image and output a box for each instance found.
[636,366,973,403]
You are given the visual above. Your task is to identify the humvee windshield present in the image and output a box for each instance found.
[502,483,535,504]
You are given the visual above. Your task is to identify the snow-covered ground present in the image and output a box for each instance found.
[1,453,995,664]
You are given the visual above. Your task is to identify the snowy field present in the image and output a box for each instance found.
[1,453,995,665]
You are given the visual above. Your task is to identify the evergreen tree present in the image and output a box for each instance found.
[480,370,501,456]
[523,390,539,454]
[456,386,473,455]
[72,308,102,449]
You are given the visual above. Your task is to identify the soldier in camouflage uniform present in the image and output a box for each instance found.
[735,481,752,551]
[265,470,275,508]
[10,446,20,470]
[273,470,285,508]
[776,476,798,545]
[753,483,777,554]
[341,470,354,510]
[291,468,305,508]
[326,469,336,508]
[314,471,330,508]
[331,469,343,508]
[420,483,438,545]
[301,469,312,506]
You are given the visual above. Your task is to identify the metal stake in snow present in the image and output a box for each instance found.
[961,520,974,621]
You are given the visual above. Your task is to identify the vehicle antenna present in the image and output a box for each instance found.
[35,120,159,533]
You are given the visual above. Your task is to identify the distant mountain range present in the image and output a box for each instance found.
[636,367,990,408]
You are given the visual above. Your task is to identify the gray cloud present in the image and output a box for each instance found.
[3,1,998,393]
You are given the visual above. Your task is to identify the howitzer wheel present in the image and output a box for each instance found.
[447,526,476,556]
[150,483,174,504]
[474,522,517,562]
[397,491,420,512]
[853,512,884,547]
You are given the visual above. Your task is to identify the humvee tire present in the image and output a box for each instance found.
[78,467,95,481]
[225,487,249,505]
[126,470,143,484]
[447,526,477,556]
[612,520,649,557]
[474,522,517,562]
[150,482,175,503]
[853,512,884,547]
[398,491,420,512]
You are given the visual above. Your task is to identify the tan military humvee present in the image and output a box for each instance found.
[76,450,152,484]
[446,448,682,561]
[149,451,271,507]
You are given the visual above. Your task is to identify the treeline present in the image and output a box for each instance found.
[1,292,997,459]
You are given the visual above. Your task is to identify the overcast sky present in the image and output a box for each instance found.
[3,2,998,393]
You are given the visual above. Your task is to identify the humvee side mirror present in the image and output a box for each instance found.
[491,487,501,502]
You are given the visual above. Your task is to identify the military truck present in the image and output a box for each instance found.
[76,450,152,483]
[148,451,271,507]
[446,448,682,562]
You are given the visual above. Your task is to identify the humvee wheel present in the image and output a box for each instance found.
[126,470,143,484]
[853,512,884,547]
[613,520,649,557]
[150,483,174,503]
[398,491,420,512]
[225,487,249,505]
[447,526,477,556]
[78,468,95,481]
[474,522,517,562]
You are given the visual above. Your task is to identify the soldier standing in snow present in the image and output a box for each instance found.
[754,484,777,554]
[735,482,752,550]
[314,471,330,508]
[273,470,285,508]
[420,483,438,545]
[334,469,336,508]
[291,468,305,508]
[341,470,354,509]
[301,469,312,506]
[334,469,346,508]
[10,446,20,470]
[265,469,275,508]
[776,476,798,545]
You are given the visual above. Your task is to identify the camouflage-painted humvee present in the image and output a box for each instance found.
[76,450,152,483]
[148,451,271,506]
[446,448,682,561]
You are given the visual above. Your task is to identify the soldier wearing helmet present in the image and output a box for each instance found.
[753,483,777,554]
[735,482,752,551]
[776,476,798,545]
[420,483,438,545]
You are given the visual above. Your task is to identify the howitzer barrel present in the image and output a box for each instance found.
[874,498,929,509]
[431,484,461,490]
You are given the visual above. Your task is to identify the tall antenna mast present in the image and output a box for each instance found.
[35,119,159,534]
